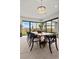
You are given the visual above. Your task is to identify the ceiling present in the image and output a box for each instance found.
[20,0,59,22]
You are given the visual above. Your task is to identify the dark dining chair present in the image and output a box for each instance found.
[45,34,58,54]
[37,30,42,33]
[27,32,31,46]
[27,33,39,51]
[39,35,47,48]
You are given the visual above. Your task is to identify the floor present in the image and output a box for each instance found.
[20,36,59,59]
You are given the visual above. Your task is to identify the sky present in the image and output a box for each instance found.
[22,22,29,28]
[22,22,36,28]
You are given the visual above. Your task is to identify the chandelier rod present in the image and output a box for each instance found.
[40,0,43,6]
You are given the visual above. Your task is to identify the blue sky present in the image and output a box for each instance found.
[22,21,44,29]
[22,22,29,28]
[22,22,36,28]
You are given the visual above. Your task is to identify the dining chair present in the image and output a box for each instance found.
[37,30,42,33]
[38,35,47,48]
[27,32,32,46]
[28,33,39,51]
[45,34,58,54]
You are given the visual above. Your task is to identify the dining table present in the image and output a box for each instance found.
[31,32,54,41]
[32,32,54,36]
[30,32,58,53]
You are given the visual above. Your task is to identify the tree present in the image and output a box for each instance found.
[39,22,44,31]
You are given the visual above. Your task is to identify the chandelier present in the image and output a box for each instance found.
[37,0,47,14]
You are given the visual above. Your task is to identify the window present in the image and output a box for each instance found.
[47,21,52,32]
[52,21,55,32]
[36,23,41,30]
[43,22,46,32]
[31,22,37,32]
[21,21,30,36]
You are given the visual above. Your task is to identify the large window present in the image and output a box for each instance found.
[52,21,55,32]
[47,21,52,32]
[36,23,41,30]
[31,22,37,32]
[43,22,47,32]
[21,21,30,36]
[31,22,44,31]
[20,18,58,36]
[43,20,57,33]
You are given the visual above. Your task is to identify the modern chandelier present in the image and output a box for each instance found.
[37,0,47,14]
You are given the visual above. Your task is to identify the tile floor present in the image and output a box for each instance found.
[20,36,59,59]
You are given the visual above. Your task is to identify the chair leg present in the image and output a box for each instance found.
[55,38,58,51]
[39,40,41,48]
[30,40,34,51]
[29,39,31,47]
[27,37,29,45]
[49,39,52,54]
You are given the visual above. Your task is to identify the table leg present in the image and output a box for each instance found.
[29,39,32,47]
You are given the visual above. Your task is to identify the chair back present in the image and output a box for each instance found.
[29,33,37,39]
[37,30,42,33]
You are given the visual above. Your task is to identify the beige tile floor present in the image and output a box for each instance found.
[20,36,59,59]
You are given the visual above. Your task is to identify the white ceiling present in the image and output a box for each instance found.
[20,0,59,22]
